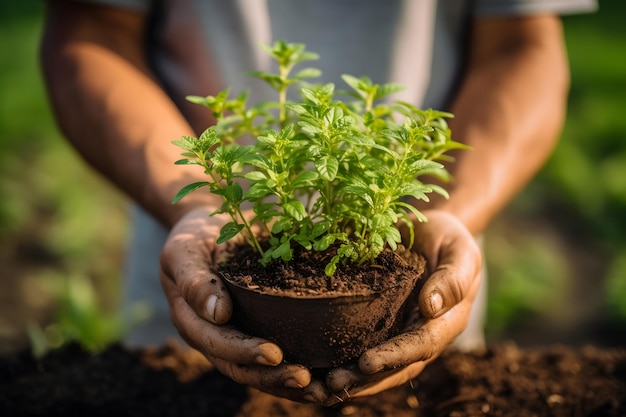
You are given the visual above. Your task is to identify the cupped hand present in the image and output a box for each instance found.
[159,207,330,403]
[324,209,482,403]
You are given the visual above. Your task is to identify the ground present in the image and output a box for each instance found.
[1,341,624,417]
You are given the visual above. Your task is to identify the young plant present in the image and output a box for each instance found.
[172,40,467,276]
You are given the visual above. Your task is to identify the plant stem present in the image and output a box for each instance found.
[279,88,287,127]
[278,63,290,127]
[235,206,265,256]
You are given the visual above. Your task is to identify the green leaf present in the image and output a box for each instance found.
[257,130,278,146]
[299,120,322,136]
[209,202,230,216]
[344,185,374,207]
[171,182,210,204]
[245,71,284,90]
[293,235,313,250]
[272,240,293,261]
[171,136,198,152]
[291,171,319,188]
[314,234,336,251]
[293,68,322,81]
[316,155,339,181]
[174,159,197,165]
[369,233,385,253]
[342,134,375,147]
[396,201,428,223]
[271,217,292,234]
[286,103,308,115]
[240,153,272,170]
[212,183,243,204]
[283,200,307,221]
[382,226,402,249]
[325,260,338,277]
[371,213,392,230]
[337,244,356,260]
[244,171,267,181]
[217,222,244,244]
[311,220,331,238]
[199,126,221,148]
[396,182,431,202]
[341,74,367,96]
[185,95,209,106]
[300,88,321,105]
[244,183,273,200]
[427,183,450,199]
[374,83,405,100]
[406,159,443,174]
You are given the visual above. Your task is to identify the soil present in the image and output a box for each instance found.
[218,243,425,297]
[1,341,624,417]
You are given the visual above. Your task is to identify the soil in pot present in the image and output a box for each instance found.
[218,243,426,368]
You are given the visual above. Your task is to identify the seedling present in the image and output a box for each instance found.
[172,40,467,276]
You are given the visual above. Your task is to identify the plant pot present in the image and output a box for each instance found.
[219,249,425,368]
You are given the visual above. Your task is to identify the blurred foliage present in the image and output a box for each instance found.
[485,0,626,344]
[0,1,624,353]
[0,1,129,354]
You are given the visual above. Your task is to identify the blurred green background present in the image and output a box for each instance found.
[0,1,624,355]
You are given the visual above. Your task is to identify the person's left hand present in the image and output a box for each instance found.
[159,207,331,404]
[323,210,482,404]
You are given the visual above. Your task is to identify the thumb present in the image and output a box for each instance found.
[159,211,234,325]
[418,237,481,319]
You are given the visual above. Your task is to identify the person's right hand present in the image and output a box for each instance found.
[159,207,330,403]
[323,210,482,404]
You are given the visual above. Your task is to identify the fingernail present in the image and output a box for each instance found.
[430,291,443,315]
[206,295,218,322]
[303,394,318,403]
[284,378,303,389]
[255,355,275,366]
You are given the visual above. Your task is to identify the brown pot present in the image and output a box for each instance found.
[221,266,422,368]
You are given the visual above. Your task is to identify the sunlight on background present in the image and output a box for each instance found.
[0,1,624,355]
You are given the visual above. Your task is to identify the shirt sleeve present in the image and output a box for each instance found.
[474,0,598,16]
[68,0,151,12]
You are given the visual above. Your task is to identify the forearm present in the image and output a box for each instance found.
[40,2,216,228]
[431,15,569,235]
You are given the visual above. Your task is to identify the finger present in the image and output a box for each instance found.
[326,362,426,400]
[250,379,331,405]
[210,356,311,389]
[418,231,481,319]
[326,365,363,394]
[358,279,478,374]
[161,275,284,366]
[350,362,425,398]
[160,227,233,325]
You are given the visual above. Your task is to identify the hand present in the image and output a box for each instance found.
[324,209,482,403]
[159,207,330,403]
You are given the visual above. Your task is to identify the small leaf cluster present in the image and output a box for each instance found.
[173,40,468,276]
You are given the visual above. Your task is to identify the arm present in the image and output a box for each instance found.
[435,14,570,235]
[40,1,212,228]
[325,14,570,401]
[41,0,321,401]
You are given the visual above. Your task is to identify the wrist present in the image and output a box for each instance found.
[159,195,219,229]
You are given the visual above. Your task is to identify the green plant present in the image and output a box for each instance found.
[172,40,467,276]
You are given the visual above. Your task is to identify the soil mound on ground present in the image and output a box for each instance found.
[1,341,624,417]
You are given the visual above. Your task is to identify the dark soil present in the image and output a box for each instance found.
[218,243,425,297]
[1,341,624,417]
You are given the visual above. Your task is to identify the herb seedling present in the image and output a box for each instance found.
[172,40,467,276]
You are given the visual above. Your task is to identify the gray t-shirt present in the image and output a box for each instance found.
[74,0,596,346]
[82,0,597,111]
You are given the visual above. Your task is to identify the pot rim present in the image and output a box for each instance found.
[220,272,412,302]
